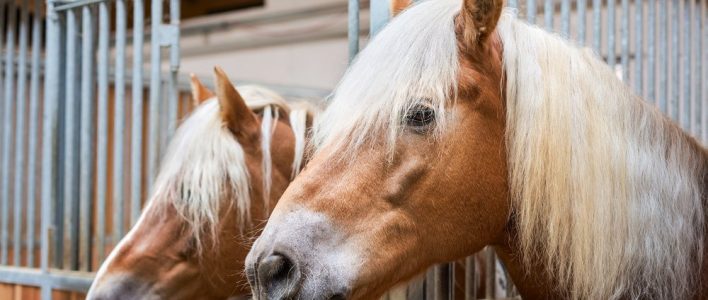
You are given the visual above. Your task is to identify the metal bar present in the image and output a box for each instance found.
[669,0,679,120]
[560,0,570,38]
[54,0,112,11]
[167,0,181,141]
[526,0,536,24]
[681,0,691,130]
[0,266,93,292]
[544,0,553,31]
[608,0,616,66]
[41,1,62,298]
[689,0,697,135]
[370,0,390,37]
[647,0,655,102]
[348,0,359,62]
[148,0,163,195]
[634,0,643,96]
[507,0,517,10]
[131,0,145,225]
[620,0,629,82]
[63,8,79,270]
[13,0,30,267]
[658,0,667,111]
[593,0,601,52]
[699,0,705,143]
[484,249,495,299]
[95,0,110,270]
[0,0,17,266]
[112,0,127,249]
[26,0,44,268]
[464,256,476,300]
[432,264,450,300]
[79,4,96,272]
[577,0,586,46]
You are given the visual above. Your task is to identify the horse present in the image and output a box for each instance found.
[245,0,708,299]
[86,68,316,299]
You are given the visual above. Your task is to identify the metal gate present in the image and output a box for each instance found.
[350,0,707,299]
[0,0,182,297]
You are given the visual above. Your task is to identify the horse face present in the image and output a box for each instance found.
[88,70,299,300]
[246,0,508,298]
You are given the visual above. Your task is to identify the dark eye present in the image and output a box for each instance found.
[405,105,435,132]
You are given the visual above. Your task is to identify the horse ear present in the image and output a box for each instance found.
[459,0,504,45]
[213,66,260,140]
[390,0,412,17]
[190,73,214,106]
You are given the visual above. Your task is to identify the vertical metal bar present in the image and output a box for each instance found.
[647,0,655,102]
[370,0,390,37]
[507,0,517,10]
[348,0,359,62]
[634,0,643,96]
[484,248,495,299]
[527,0,536,24]
[464,256,476,300]
[131,0,145,225]
[578,0,587,46]
[148,0,163,195]
[658,0,667,111]
[26,0,43,268]
[167,0,180,141]
[42,1,62,297]
[689,0,697,135]
[0,0,17,266]
[95,0,110,271]
[608,0,616,66]
[681,0,691,130]
[13,0,30,267]
[63,7,78,270]
[620,0,629,82]
[432,264,450,300]
[544,0,553,31]
[702,0,706,144]
[669,0,679,120]
[593,0,601,52]
[560,0,570,38]
[79,4,96,272]
[112,0,127,249]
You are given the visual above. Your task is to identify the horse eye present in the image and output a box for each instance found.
[405,105,435,132]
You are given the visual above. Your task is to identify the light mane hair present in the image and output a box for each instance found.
[152,85,313,248]
[499,11,706,299]
[314,1,707,299]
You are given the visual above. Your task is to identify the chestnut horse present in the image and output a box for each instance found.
[87,68,316,299]
[246,0,708,299]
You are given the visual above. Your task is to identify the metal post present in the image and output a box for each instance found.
[669,0,679,121]
[464,256,476,300]
[681,0,691,130]
[348,0,359,62]
[0,0,17,266]
[544,0,553,31]
[561,0,570,38]
[658,0,667,111]
[593,0,601,52]
[79,4,96,272]
[131,0,145,225]
[42,0,63,297]
[148,0,163,195]
[484,248,495,299]
[62,7,80,270]
[13,0,30,267]
[95,0,110,270]
[112,0,127,250]
[526,0,536,24]
[647,0,655,102]
[634,0,643,96]
[26,0,44,268]
[370,0,390,37]
[608,0,616,66]
[167,0,181,141]
[620,0,629,82]
[577,0,586,46]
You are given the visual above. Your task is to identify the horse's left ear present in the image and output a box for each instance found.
[190,73,214,106]
[391,0,412,17]
[459,0,504,45]
[213,67,260,141]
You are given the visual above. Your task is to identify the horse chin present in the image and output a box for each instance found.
[86,273,162,300]
[246,207,360,300]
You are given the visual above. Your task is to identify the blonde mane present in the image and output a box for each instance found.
[499,11,706,299]
[313,1,707,298]
[151,85,314,247]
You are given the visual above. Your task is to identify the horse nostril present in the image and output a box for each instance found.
[256,253,302,299]
[328,293,347,300]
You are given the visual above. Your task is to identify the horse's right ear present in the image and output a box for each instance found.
[190,73,214,106]
[459,0,504,46]
[391,0,412,17]
[213,67,260,140]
